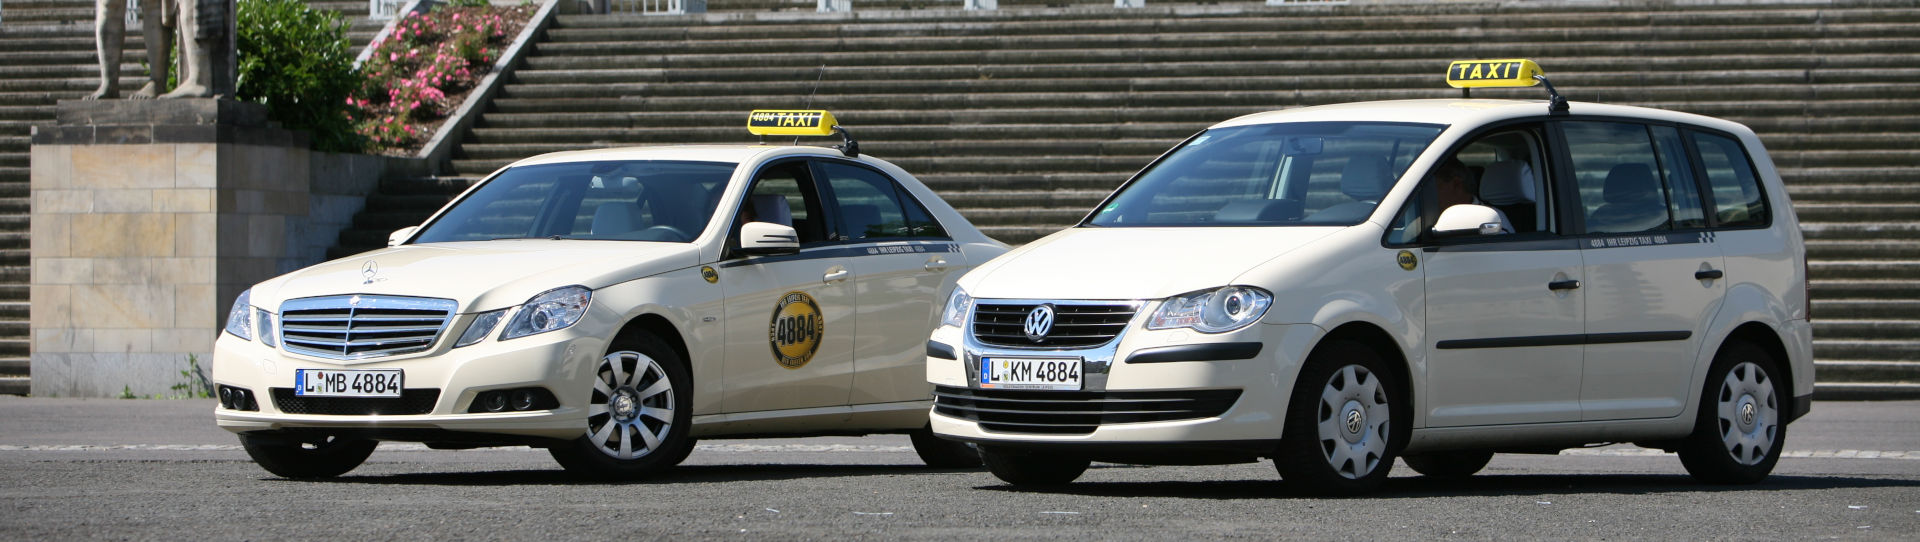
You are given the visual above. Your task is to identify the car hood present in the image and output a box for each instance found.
[961,226,1341,300]
[252,240,701,313]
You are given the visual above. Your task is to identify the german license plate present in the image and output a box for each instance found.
[295,369,403,397]
[980,357,1082,391]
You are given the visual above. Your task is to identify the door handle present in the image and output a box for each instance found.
[823,268,850,283]
[1548,279,1582,291]
[1695,269,1724,280]
[924,257,949,272]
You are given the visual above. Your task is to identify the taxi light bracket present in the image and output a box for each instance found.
[833,125,860,158]
[1535,75,1569,115]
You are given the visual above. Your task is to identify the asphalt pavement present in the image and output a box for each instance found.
[1,397,1916,540]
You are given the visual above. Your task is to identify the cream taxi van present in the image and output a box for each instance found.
[927,61,1813,495]
[213,111,1006,478]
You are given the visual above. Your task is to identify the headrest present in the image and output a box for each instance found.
[1214,199,1304,223]
[1603,163,1658,204]
[1479,160,1537,205]
[590,202,643,235]
[840,204,882,238]
[1340,157,1393,201]
[748,194,793,228]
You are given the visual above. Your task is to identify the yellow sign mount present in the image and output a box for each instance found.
[748,110,839,137]
[1446,59,1544,89]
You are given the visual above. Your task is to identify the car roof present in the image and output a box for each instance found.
[504,145,843,168]
[1210,99,1751,135]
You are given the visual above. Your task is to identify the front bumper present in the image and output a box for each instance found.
[926,318,1323,450]
[211,318,605,442]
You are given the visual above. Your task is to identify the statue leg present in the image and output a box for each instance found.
[158,0,210,99]
[132,0,170,99]
[88,0,128,100]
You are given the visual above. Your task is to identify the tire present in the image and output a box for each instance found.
[240,434,377,479]
[548,331,696,480]
[909,425,982,468]
[1273,340,1408,496]
[980,446,1090,486]
[1678,341,1787,484]
[1403,450,1494,480]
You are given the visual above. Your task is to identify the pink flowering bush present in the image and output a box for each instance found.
[352,5,532,152]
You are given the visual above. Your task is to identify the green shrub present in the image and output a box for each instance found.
[236,0,366,152]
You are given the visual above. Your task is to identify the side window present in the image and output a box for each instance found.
[1562,121,1672,234]
[741,161,829,245]
[1386,125,1552,243]
[1689,131,1770,228]
[1651,126,1708,230]
[817,162,925,240]
[898,188,949,239]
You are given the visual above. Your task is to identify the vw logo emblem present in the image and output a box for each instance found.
[361,260,379,284]
[1740,402,1756,426]
[1345,408,1364,434]
[1023,304,1056,342]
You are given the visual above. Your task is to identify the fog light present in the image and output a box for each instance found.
[219,386,233,407]
[480,391,507,413]
[510,389,537,411]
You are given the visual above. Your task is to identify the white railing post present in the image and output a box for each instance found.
[369,0,408,20]
[964,0,995,10]
[817,0,850,13]
[1113,0,1143,7]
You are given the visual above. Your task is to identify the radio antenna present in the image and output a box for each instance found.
[797,64,827,145]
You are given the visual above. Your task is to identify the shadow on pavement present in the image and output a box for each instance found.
[976,473,1920,500]
[291,463,984,486]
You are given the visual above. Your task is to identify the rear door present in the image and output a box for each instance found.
[1557,121,1725,421]
[812,159,966,406]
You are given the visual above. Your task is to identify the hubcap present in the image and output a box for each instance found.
[587,351,676,461]
[1715,362,1778,466]
[1316,364,1390,479]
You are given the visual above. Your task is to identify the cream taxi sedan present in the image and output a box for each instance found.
[927,61,1812,495]
[213,111,1007,478]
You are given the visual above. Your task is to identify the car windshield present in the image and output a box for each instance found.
[1086,121,1445,228]
[413,160,734,244]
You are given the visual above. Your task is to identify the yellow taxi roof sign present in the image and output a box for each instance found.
[748,110,839,137]
[1446,59,1545,89]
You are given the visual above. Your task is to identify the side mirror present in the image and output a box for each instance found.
[738,221,800,255]
[1432,204,1508,238]
[388,226,419,247]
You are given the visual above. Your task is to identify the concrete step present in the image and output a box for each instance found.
[1809,260,1920,281]
[1805,241,1920,260]
[1812,382,1920,401]
[1814,319,1920,341]
[1813,339,1920,362]
[1796,203,1920,223]
[1813,299,1920,320]
[1811,280,1920,299]
[0,377,25,396]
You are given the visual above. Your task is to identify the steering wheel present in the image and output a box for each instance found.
[636,225,691,242]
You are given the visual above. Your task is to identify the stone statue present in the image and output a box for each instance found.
[89,0,230,99]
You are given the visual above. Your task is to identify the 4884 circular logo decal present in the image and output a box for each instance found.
[768,291,825,369]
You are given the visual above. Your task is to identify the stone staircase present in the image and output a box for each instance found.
[318,0,1920,398]
[0,0,384,394]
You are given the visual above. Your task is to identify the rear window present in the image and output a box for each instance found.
[1689,131,1770,228]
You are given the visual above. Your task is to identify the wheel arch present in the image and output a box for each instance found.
[1314,321,1415,419]
[612,313,692,371]
[1715,321,1800,421]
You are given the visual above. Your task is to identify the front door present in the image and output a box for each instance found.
[719,161,857,413]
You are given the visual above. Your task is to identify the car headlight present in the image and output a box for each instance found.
[502,286,592,340]
[255,309,278,348]
[455,309,508,347]
[224,289,253,341]
[941,287,973,328]
[1146,286,1273,333]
